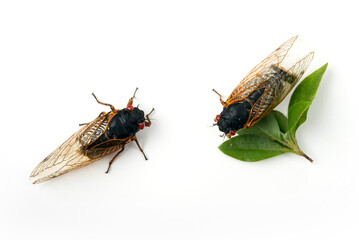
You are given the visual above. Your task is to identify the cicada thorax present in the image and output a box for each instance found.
[79,107,145,158]
[218,65,296,135]
[105,107,145,140]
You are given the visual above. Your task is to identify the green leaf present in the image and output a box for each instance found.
[218,134,290,162]
[287,101,311,131]
[271,110,288,133]
[236,126,264,136]
[237,112,282,141]
[254,113,282,141]
[287,63,328,132]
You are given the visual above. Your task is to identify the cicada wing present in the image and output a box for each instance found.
[30,114,119,184]
[246,85,275,126]
[287,51,315,81]
[31,145,94,184]
[248,52,314,126]
[226,36,298,104]
[262,52,314,115]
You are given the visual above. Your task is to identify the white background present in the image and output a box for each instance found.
[1,0,358,239]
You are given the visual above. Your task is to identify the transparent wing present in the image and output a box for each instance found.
[267,51,314,111]
[247,52,314,126]
[227,36,298,103]
[30,114,120,184]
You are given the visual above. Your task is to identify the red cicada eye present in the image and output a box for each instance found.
[127,105,134,111]
[139,122,145,130]
[215,115,220,122]
[229,130,236,136]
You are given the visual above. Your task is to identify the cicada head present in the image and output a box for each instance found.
[214,101,251,138]
[127,106,146,131]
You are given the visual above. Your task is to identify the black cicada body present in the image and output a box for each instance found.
[213,36,314,138]
[30,88,154,184]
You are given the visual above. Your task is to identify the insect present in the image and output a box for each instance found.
[213,36,314,138]
[30,88,154,184]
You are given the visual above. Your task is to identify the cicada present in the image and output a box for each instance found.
[30,88,154,184]
[213,36,314,138]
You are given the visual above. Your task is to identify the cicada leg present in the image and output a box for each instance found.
[212,89,226,107]
[105,146,125,174]
[145,108,154,127]
[92,93,116,112]
[133,137,148,160]
[127,87,139,107]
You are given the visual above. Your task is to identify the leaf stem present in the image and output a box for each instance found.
[300,152,313,162]
[287,140,314,163]
[259,128,314,163]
